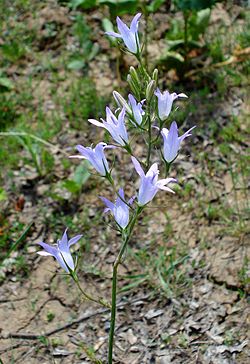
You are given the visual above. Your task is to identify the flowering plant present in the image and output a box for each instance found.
[37,13,195,363]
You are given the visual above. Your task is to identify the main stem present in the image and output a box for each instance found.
[183,11,189,76]
[108,262,118,364]
[107,207,142,363]
[146,113,152,169]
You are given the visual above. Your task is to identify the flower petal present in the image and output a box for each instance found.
[37,242,57,257]
[56,253,70,273]
[100,196,115,212]
[37,251,53,256]
[138,177,158,205]
[114,205,129,228]
[146,163,159,179]
[69,155,85,159]
[178,125,196,143]
[88,119,106,128]
[131,156,145,178]
[105,31,122,38]
[68,235,83,247]
[58,230,75,271]
[177,93,188,98]
[130,13,141,33]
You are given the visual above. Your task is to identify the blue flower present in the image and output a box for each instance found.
[70,142,114,176]
[100,188,132,229]
[37,229,82,273]
[89,107,128,147]
[132,157,177,206]
[161,121,196,163]
[128,94,145,126]
[155,89,188,121]
[106,13,141,54]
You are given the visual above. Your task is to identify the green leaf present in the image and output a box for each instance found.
[174,0,217,11]
[0,187,7,201]
[102,18,117,45]
[62,180,80,194]
[160,50,185,63]
[147,0,165,13]
[119,276,147,292]
[73,163,90,186]
[102,18,115,34]
[1,42,26,62]
[167,39,185,50]
[87,43,100,62]
[168,39,203,51]
[67,60,85,70]
[157,51,185,74]
[98,0,138,16]
[196,8,211,26]
[63,162,90,194]
[0,77,14,90]
[70,0,97,10]
[191,8,211,38]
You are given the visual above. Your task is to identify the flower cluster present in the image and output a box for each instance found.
[37,13,195,271]
[36,13,197,364]
[69,94,194,208]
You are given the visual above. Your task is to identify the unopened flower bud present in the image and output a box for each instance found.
[113,91,132,114]
[127,75,140,100]
[146,80,156,102]
[129,66,141,90]
[152,69,158,84]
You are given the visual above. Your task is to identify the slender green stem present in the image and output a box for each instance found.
[146,114,152,169]
[108,207,143,363]
[108,263,118,364]
[145,95,155,169]
[137,54,150,81]
[183,11,189,76]
[141,0,149,69]
[72,273,110,309]
[164,161,171,177]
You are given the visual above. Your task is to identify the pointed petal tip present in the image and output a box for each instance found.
[105,31,122,38]
[68,155,85,159]
[178,93,188,98]
[37,251,53,256]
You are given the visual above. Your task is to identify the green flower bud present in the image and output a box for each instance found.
[129,66,141,90]
[113,91,132,114]
[152,69,158,85]
[127,75,140,100]
[146,80,156,102]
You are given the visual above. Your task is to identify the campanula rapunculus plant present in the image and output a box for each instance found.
[37,12,196,364]
[37,229,82,273]
[100,188,131,229]
[132,157,177,206]
[106,13,141,54]
[161,121,196,163]
[89,107,129,147]
[69,142,113,176]
[155,88,188,121]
